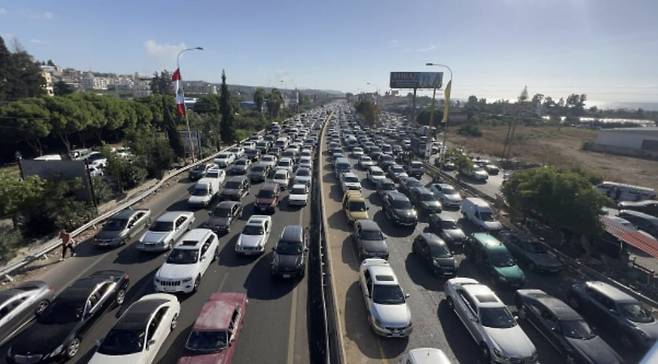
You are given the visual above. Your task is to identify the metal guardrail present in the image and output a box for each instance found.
[423,161,658,308]
[0,134,266,282]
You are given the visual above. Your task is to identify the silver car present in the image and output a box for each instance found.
[94,208,151,248]
[444,277,537,363]
[0,281,53,346]
[137,211,195,252]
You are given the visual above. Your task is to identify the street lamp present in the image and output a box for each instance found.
[426,62,453,167]
[176,46,204,162]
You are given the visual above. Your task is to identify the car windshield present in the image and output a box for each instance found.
[192,165,206,172]
[274,173,287,180]
[235,160,248,166]
[349,201,367,212]
[243,225,264,235]
[192,186,209,196]
[344,176,359,183]
[167,249,199,264]
[38,298,83,324]
[430,244,451,257]
[360,230,384,240]
[98,329,145,355]
[560,320,595,339]
[251,166,265,173]
[479,307,516,328]
[361,157,371,162]
[392,166,404,173]
[391,199,413,209]
[372,284,405,305]
[479,211,495,222]
[257,190,276,198]
[103,218,127,231]
[276,239,303,254]
[213,207,232,217]
[150,220,174,232]
[490,250,516,267]
[441,220,458,229]
[296,169,310,176]
[620,303,655,323]
[186,330,228,352]
[278,160,291,167]
[225,181,242,189]
[206,171,220,178]
[291,187,307,195]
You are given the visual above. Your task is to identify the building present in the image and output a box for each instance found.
[41,70,54,96]
[592,127,658,159]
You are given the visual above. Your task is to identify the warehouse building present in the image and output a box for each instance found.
[591,127,658,159]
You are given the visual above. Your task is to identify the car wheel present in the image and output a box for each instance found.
[480,343,491,363]
[66,337,81,359]
[115,288,126,307]
[35,299,50,314]
[193,276,201,292]
[170,313,179,331]
[518,305,527,320]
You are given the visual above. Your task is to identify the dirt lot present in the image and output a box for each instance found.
[448,124,658,191]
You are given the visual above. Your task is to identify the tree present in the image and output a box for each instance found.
[150,70,173,96]
[219,70,235,143]
[193,94,220,114]
[465,95,479,121]
[354,99,379,126]
[531,93,544,105]
[253,87,265,113]
[0,97,52,154]
[44,96,89,153]
[266,88,284,119]
[0,36,45,102]
[46,59,55,67]
[53,80,74,96]
[161,96,185,158]
[518,86,529,103]
[0,172,45,228]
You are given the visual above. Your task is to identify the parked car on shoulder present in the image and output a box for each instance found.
[95,208,151,248]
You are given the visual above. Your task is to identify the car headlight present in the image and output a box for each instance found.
[182,277,193,283]
[154,278,161,284]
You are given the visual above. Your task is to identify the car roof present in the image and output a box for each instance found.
[116,298,168,331]
[281,225,303,242]
[111,208,137,220]
[216,200,239,209]
[585,281,636,302]
[419,233,445,245]
[387,191,409,201]
[462,284,504,307]
[64,276,109,300]
[367,263,398,285]
[357,219,381,231]
[247,215,271,225]
[343,171,358,178]
[226,175,247,182]
[193,292,246,330]
[519,290,581,320]
[176,229,213,249]
[156,211,190,222]
[472,233,504,248]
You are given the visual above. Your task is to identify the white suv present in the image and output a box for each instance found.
[444,277,537,363]
[154,229,219,294]
[235,215,272,255]
[359,258,412,337]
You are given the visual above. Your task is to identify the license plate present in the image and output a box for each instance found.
[282,274,291,278]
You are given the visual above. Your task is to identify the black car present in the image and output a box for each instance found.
[352,219,389,260]
[7,270,129,363]
[0,281,53,346]
[376,178,397,199]
[188,163,214,181]
[272,225,307,279]
[398,177,424,197]
[516,289,623,364]
[567,280,658,349]
[412,233,456,276]
[500,231,564,273]
[428,213,466,248]
[383,191,418,227]
[206,201,242,234]
[409,187,442,214]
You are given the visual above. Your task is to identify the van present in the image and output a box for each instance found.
[334,157,351,177]
[596,181,656,202]
[465,232,525,288]
[461,197,502,231]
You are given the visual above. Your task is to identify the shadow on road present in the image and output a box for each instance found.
[404,252,444,291]
[118,267,159,315]
[372,210,414,238]
[341,235,360,271]
[167,198,192,212]
[156,323,193,364]
[243,252,296,300]
[329,184,342,203]
[217,235,252,267]
[68,238,106,258]
[327,210,351,233]
[113,243,162,265]
[367,191,383,206]
[437,299,484,364]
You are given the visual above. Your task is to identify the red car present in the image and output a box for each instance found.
[255,183,280,213]
[178,292,248,364]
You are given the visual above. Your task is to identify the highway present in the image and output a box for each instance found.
[320,109,641,363]
[0,155,313,363]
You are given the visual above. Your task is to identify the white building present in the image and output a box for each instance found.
[593,127,658,158]
[41,70,54,96]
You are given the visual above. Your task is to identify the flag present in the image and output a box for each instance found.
[172,68,185,116]
[442,79,451,124]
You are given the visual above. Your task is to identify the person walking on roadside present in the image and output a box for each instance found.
[59,229,76,261]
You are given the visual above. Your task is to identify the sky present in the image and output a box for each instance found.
[1,0,658,105]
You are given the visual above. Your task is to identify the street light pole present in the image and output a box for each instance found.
[426,62,453,168]
[176,46,203,162]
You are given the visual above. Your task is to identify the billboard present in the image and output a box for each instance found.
[390,72,443,89]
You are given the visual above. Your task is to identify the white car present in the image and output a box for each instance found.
[340,172,362,193]
[261,154,278,169]
[472,167,489,181]
[89,293,180,364]
[359,258,412,337]
[204,168,226,185]
[444,277,537,363]
[235,215,272,255]
[213,152,236,168]
[398,348,451,364]
[298,156,313,170]
[227,146,245,159]
[288,184,309,206]
[293,167,312,187]
[358,156,376,170]
[367,166,386,185]
[276,157,294,174]
[154,229,219,294]
[430,183,463,208]
[137,211,195,252]
[272,169,291,190]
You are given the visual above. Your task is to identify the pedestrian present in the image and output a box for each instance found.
[59,229,76,261]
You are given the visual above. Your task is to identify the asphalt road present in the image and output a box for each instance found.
[0,172,312,364]
[321,115,642,363]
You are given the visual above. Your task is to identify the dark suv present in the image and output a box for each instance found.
[221,176,250,201]
[256,183,281,213]
[272,225,307,279]
[383,191,418,227]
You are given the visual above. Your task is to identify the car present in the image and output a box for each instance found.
[227,146,244,159]
[288,184,310,206]
[0,281,53,346]
[358,155,376,170]
[154,229,219,294]
[220,176,250,201]
[444,277,538,364]
[353,219,389,260]
[399,177,424,197]
[87,164,104,177]
[271,168,291,190]
[428,213,466,248]
[376,178,397,199]
[340,171,362,193]
[398,348,451,364]
[461,167,489,181]
[465,233,526,288]
[567,280,658,349]
[342,191,370,223]
[137,211,196,252]
[244,148,260,161]
[441,161,457,171]
[235,215,272,256]
[359,258,412,337]
[7,270,130,363]
[206,201,242,234]
[485,164,500,175]
[275,157,294,174]
[412,233,456,276]
[247,162,271,183]
[383,191,418,227]
[365,166,386,186]
[379,154,396,171]
[189,163,215,181]
[86,151,107,169]
[89,293,181,364]
[260,154,278,169]
[188,178,221,208]
[177,292,247,364]
[405,161,425,179]
[293,167,312,187]
[387,164,408,183]
[499,231,564,273]
[429,183,463,208]
[515,289,623,364]
[228,158,251,176]
[272,225,308,278]
[409,187,443,214]
[255,183,281,213]
[351,146,365,158]
[94,208,151,248]
[213,152,236,168]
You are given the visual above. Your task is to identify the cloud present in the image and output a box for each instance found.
[0,8,7,15]
[416,44,437,52]
[144,40,186,69]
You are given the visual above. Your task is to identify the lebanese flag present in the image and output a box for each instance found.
[172,68,185,116]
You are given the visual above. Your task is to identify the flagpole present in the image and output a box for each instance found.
[176,46,204,163]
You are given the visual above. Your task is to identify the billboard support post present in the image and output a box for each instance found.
[411,87,417,125]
